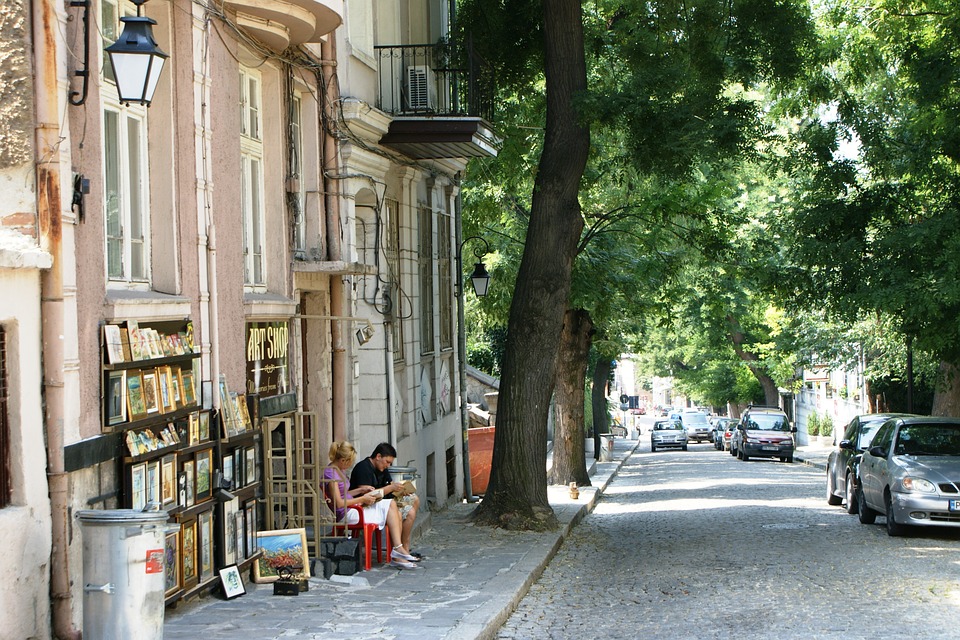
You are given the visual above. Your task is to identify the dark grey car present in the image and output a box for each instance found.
[826,413,909,514]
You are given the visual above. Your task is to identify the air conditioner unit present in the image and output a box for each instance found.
[405,65,437,112]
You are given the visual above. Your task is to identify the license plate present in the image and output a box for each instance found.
[762,446,779,451]
[950,500,960,512]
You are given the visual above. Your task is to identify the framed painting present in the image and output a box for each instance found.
[169,365,182,408]
[157,366,175,413]
[198,510,214,583]
[160,453,177,507]
[183,460,195,508]
[125,370,147,420]
[253,528,310,583]
[164,529,180,597]
[236,394,252,432]
[181,371,196,407]
[103,324,125,364]
[146,459,161,507]
[222,453,234,489]
[234,449,244,487]
[195,448,212,502]
[245,446,256,488]
[244,500,256,558]
[142,371,160,415]
[234,509,245,560]
[198,411,210,441]
[106,370,127,426]
[222,497,238,566]
[181,519,198,588]
[187,412,199,446]
[130,462,146,511]
[218,565,245,600]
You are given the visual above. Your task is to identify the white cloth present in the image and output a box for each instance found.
[346,499,391,529]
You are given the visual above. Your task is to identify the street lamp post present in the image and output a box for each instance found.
[104,0,168,107]
[456,234,492,501]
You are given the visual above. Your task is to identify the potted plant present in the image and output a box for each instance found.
[806,412,820,445]
[819,414,834,445]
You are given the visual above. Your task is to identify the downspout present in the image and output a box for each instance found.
[321,36,346,440]
[34,0,81,634]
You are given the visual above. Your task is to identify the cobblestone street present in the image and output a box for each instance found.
[497,441,960,639]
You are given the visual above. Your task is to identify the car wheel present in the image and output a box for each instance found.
[682,444,688,451]
[651,444,656,452]
[741,450,749,461]
[857,485,877,524]
[885,492,908,536]
[785,456,794,463]
[827,472,842,505]
[844,474,859,515]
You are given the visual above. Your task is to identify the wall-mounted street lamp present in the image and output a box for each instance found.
[105,0,168,106]
[456,236,492,298]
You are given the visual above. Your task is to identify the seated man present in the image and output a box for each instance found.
[350,442,421,557]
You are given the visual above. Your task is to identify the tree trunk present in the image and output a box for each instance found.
[932,361,960,417]
[591,356,612,459]
[548,309,593,487]
[727,314,780,406]
[472,0,589,531]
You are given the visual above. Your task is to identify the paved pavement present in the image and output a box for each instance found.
[162,438,833,640]
[164,437,640,640]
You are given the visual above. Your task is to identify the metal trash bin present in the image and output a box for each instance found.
[77,509,170,640]
[599,434,615,461]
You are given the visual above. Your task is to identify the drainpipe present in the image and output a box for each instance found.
[34,0,81,635]
[321,36,346,441]
[453,181,476,501]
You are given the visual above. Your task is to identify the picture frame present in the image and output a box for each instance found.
[236,394,252,431]
[245,446,256,488]
[253,528,310,583]
[181,371,196,407]
[160,453,177,507]
[103,324,125,364]
[106,370,127,426]
[218,565,245,600]
[198,411,210,441]
[119,327,132,362]
[130,462,147,511]
[244,500,256,558]
[157,366,175,413]
[195,448,212,502]
[146,459,161,507]
[234,449,244,487]
[188,412,199,446]
[222,453,234,489]
[170,365,182,407]
[142,371,160,415]
[183,460,195,508]
[198,510,214,583]
[126,370,147,420]
[235,509,246,560]
[181,519,198,587]
[222,498,238,566]
[164,530,181,597]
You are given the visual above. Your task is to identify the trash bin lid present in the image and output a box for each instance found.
[77,509,169,526]
[387,466,417,474]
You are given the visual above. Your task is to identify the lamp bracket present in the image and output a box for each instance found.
[68,0,91,106]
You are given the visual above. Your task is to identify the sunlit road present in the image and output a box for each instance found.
[497,432,960,639]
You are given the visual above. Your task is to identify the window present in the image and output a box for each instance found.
[0,327,9,508]
[240,68,265,287]
[418,206,434,355]
[438,208,452,350]
[102,0,149,285]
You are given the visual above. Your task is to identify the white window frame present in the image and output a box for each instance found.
[290,95,306,257]
[101,0,151,287]
[240,67,266,289]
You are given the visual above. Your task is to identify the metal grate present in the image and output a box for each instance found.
[0,328,9,508]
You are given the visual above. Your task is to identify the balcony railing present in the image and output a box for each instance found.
[375,39,494,122]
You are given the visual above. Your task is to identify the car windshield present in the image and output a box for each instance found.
[894,424,960,456]
[743,413,789,431]
[655,421,681,431]
[683,413,709,426]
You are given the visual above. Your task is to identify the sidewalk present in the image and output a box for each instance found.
[163,438,639,640]
[794,442,831,471]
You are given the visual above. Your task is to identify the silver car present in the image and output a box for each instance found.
[651,420,688,452]
[857,416,960,536]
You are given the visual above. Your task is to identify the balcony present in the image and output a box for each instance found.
[376,41,501,160]
[223,0,342,52]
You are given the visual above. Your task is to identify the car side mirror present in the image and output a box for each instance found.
[790,426,798,433]
[838,439,854,451]
[868,445,886,458]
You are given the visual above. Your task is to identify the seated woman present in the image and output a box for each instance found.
[323,441,420,567]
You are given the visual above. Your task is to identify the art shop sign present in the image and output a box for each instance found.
[246,321,289,398]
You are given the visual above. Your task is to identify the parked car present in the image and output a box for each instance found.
[651,420,688,452]
[734,405,796,463]
[856,416,960,536]
[679,410,712,443]
[826,413,909,514]
[711,418,734,450]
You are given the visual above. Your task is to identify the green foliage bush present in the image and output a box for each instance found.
[807,412,820,436]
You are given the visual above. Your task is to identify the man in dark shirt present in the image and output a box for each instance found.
[351,442,421,555]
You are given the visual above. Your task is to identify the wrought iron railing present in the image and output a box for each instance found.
[375,38,494,122]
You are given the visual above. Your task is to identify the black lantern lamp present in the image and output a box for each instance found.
[469,261,491,298]
[105,0,168,106]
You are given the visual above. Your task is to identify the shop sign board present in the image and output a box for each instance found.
[246,321,290,399]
